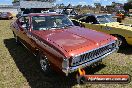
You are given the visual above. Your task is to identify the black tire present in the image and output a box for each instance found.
[37,53,51,75]
[114,35,127,47]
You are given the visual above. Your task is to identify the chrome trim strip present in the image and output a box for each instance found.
[20,41,37,56]
[71,41,117,66]
[62,47,118,76]
[73,41,116,57]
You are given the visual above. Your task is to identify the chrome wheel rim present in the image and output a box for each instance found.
[40,57,48,72]
[118,39,122,46]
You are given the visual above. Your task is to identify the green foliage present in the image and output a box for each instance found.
[12,0,19,3]
[128,0,132,2]
[124,1,132,11]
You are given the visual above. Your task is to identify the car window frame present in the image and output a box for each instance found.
[17,16,30,31]
[31,15,74,31]
[85,16,98,24]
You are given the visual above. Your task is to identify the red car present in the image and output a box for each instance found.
[0,12,13,20]
[10,13,119,76]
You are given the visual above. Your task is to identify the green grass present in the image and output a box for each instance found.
[0,18,132,88]
[122,17,132,24]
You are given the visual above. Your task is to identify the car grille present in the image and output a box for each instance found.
[71,42,117,66]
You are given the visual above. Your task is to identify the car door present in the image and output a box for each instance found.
[96,15,114,34]
[17,16,34,49]
[81,16,111,33]
[79,16,102,31]
[17,16,28,42]
[18,16,38,54]
[100,23,113,34]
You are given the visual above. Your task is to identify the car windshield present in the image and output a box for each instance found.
[32,15,74,30]
[105,15,117,22]
[97,15,116,24]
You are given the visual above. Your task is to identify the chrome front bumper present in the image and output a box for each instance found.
[62,48,119,76]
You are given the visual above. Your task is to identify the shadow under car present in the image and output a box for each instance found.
[4,38,106,88]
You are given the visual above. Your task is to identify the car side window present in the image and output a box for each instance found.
[79,16,87,22]
[71,20,80,26]
[18,16,29,30]
[86,16,98,24]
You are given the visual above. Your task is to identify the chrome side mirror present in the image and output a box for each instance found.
[22,23,29,30]
[22,24,27,28]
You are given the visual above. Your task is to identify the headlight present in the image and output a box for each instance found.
[108,44,113,49]
[72,56,81,65]
[62,58,69,70]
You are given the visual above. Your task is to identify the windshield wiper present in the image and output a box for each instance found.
[46,26,61,30]
[46,24,74,30]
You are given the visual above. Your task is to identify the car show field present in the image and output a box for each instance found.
[0,18,132,88]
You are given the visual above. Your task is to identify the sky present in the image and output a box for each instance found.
[0,0,128,6]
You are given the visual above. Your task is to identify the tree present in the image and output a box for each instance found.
[124,0,132,11]
[128,0,132,2]
[82,5,88,8]
[111,2,116,7]
[94,3,101,7]
[76,5,82,8]
[12,0,19,3]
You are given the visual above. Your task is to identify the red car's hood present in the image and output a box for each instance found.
[31,26,114,57]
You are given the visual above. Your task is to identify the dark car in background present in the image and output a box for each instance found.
[71,14,132,46]
[0,12,13,20]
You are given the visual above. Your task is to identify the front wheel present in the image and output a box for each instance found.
[114,35,127,47]
[37,54,51,75]
[117,37,123,46]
